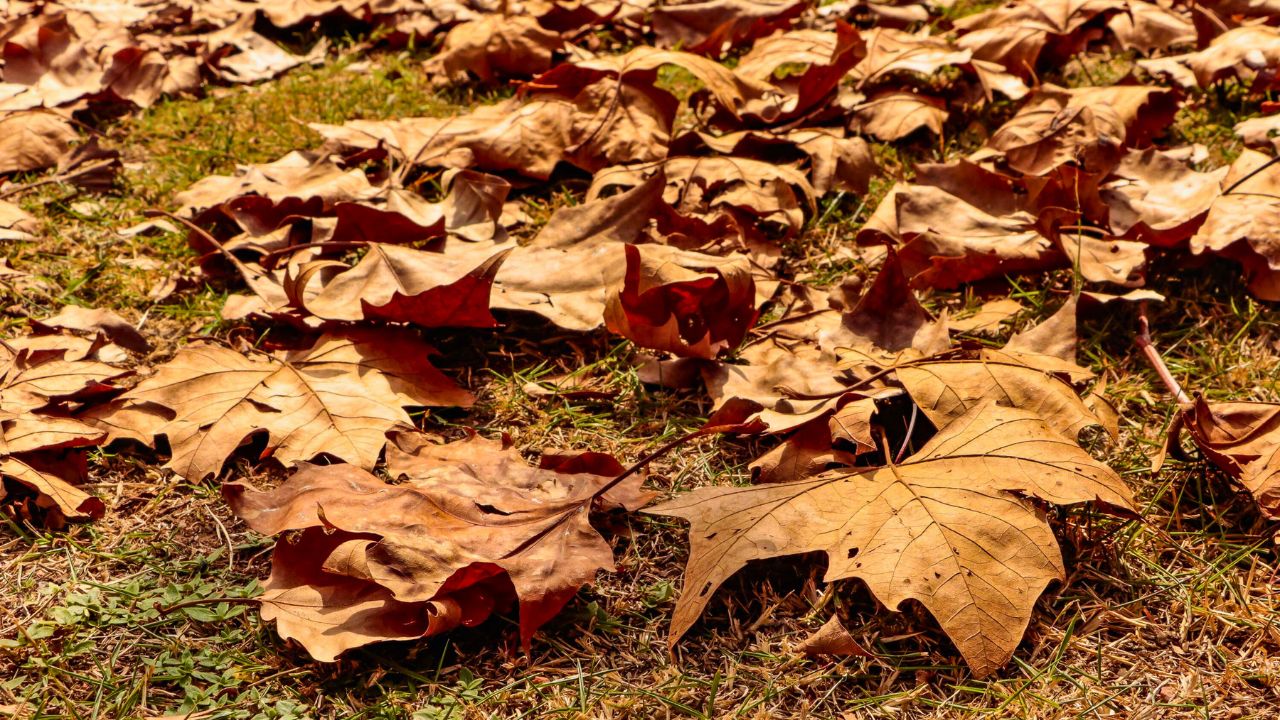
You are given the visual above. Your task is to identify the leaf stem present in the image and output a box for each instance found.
[1135,303,1192,407]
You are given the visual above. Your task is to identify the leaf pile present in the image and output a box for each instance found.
[6,0,1280,680]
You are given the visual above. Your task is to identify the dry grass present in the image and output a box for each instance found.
[2,39,1279,720]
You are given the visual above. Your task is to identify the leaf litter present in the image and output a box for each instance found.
[3,0,1280,691]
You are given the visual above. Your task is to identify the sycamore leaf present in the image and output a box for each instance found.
[649,403,1136,677]
[604,244,758,359]
[288,243,510,328]
[0,110,78,175]
[0,340,128,413]
[225,431,646,659]
[245,526,509,663]
[896,360,1107,439]
[118,330,472,480]
[422,15,563,86]
[651,0,807,57]
[0,411,105,521]
[1178,398,1280,520]
[1188,149,1280,301]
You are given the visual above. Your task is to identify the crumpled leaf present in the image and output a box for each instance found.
[859,161,1063,288]
[422,14,563,86]
[0,110,78,175]
[1100,147,1227,246]
[604,244,758,359]
[0,337,127,413]
[30,306,149,354]
[1138,25,1280,90]
[1176,398,1280,520]
[954,0,1126,79]
[971,85,1178,176]
[1188,149,1280,300]
[649,402,1136,677]
[1106,0,1195,52]
[0,410,105,521]
[287,243,510,328]
[224,431,647,659]
[652,0,806,57]
[847,90,948,141]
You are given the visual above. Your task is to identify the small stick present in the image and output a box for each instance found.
[894,404,918,464]
[1135,303,1192,407]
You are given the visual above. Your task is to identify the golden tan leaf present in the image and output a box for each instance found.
[649,403,1135,677]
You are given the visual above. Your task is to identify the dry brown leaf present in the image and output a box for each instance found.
[949,298,1025,334]
[847,91,947,141]
[288,243,509,328]
[1178,399,1280,520]
[0,110,78,175]
[798,614,871,658]
[897,359,1107,439]
[0,203,40,243]
[985,296,1094,383]
[860,162,1062,288]
[175,151,381,215]
[0,410,105,521]
[423,15,562,86]
[827,248,950,370]
[604,244,758,359]
[1060,233,1147,286]
[730,22,866,125]
[670,127,876,196]
[954,0,1125,78]
[1138,25,1280,90]
[587,155,817,260]
[117,330,472,480]
[1100,147,1227,246]
[1107,0,1195,52]
[652,0,806,57]
[31,306,149,354]
[0,338,127,412]
[1188,149,1280,300]
[649,402,1136,677]
[224,431,645,659]
[1234,113,1280,151]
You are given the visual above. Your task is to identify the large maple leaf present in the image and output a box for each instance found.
[117,330,472,480]
[649,403,1136,677]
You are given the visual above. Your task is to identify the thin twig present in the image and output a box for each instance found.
[0,158,117,201]
[894,404,918,464]
[1135,303,1192,407]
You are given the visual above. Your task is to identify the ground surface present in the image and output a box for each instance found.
[2,17,1280,720]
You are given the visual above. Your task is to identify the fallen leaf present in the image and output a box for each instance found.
[1,410,105,521]
[652,0,807,57]
[287,243,510,328]
[651,402,1135,676]
[1188,149,1280,300]
[224,431,645,658]
[1178,398,1280,520]
[949,298,1025,333]
[604,244,758,359]
[423,15,563,85]
[118,330,472,480]
[31,306,149,354]
[1138,25,1280,90]
[798,614,871,657]
[0,110,78,175]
